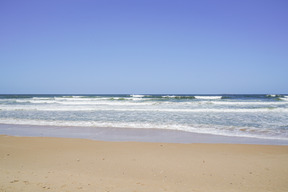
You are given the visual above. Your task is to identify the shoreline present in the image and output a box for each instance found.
[1,123,288,145]
[1,135,288,192]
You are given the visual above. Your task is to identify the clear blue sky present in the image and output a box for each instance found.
[1,0,287,94]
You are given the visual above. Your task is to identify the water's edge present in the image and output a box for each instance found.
[1,123,287,145]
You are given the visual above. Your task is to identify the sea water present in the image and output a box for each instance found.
[0,94,288,141]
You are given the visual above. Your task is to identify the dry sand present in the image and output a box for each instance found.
[1,135,288,192]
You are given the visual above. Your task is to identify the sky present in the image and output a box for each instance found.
[0,0,287,94]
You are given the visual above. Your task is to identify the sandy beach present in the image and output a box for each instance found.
[1,135,288,192]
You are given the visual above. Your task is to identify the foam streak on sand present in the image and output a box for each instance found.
[0,135,288,192]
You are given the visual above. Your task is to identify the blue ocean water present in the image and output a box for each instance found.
[0,94,288,140]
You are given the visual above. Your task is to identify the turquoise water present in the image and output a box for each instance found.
[0,94,288,140]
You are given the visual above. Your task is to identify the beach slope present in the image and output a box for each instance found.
[1,135,288,192]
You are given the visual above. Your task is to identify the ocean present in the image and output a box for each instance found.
[0,94,288,142]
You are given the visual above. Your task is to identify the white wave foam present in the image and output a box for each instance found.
[32,97,54,100]
[162,95,177,98]
[1,118,287,140]
[50,97,124,103]
[210,101,286,106]
[280,96,288,101]
[55,101,153,106]
[3,97,158,105]
[15,99,30,103]
[267,94,276,97]
[161,95,195,99]
[30,100,58,104]
[1,104,287,113]
[195,96,222,100]
[54,97,96,101]
[19,97,287,106]
[130,94,145,98]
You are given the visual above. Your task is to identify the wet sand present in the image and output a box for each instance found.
[1,135,288,192]
[1,123,288,145]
